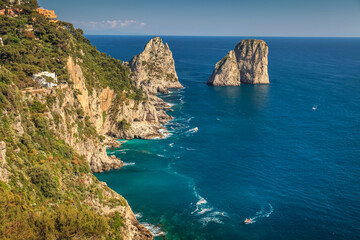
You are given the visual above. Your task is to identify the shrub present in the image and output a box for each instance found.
[28,165,59,198]
[116,119,131,131]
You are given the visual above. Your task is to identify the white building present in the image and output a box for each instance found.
[33,71,58,88]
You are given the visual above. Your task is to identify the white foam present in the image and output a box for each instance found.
[134,212,143,219]
[185,127,199,135]
[167,103,175,107]
[117,149,130,152]
[197,197,208,205]
[199,216,224,226]
[197,207,213,215]
[245,204,273,224]
[123,162,135,166]
[169,143,174,147]
[157,154,165,158]
[186,148,196,151]
[190,186,228,226]
[142,223,166,237]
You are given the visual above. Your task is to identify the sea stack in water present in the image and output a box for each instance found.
[129,37,183,94]
[207,39,269,86]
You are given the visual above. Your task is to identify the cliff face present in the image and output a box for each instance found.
[129,37,183,95]
[208,50,240,86]
[207,39,269,86]
[0,11,156,239]
[19,56,154,239]
[0,141,9,183]
[235,40,269,84]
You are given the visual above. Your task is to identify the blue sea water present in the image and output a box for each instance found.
[89,36,360,240]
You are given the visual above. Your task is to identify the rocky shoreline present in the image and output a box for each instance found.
[18,36,182,239]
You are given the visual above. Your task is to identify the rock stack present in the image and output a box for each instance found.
[208,39,269,86]
[129,37,183,94]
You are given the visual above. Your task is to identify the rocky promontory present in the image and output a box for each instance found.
[129,37,183,95]
[208,39,269,86]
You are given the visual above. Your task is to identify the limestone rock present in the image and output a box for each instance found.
[235,39,269,84]
[207,39,269,85]
[0,141,9,183]
[129,37,183,95]
[208,50,240,86]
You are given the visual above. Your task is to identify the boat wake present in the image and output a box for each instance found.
[244,204,273,224]
[191,186,227,226]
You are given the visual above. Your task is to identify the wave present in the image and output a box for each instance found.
[185,127,199,135]
[169,143,174,148]
[199,216,224,225]
[142,223,166,237]
[123,162,135,166]
[166,102,175,107]
[186,148,196,151]
[134,212,143,219]
[191,186,227,226]
[245,204,273,224]
[116,149,130,152]
[156,154,165,158]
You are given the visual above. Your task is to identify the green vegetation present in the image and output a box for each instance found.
[0,1,144,102]
[117,119,131,131]
[0,0,139,238]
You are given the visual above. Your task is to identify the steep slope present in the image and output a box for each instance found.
[207,39,269,86]
[207,50,240,86]
[0,1,161,238]
[129,37,183,95]
[235,39,269,84]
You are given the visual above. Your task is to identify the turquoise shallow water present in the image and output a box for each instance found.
[90,36,360,240]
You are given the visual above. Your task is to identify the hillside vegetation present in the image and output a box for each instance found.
[0,0,150,239]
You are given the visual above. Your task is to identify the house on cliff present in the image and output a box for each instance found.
[33,71,58,88]
[36,8,58,23]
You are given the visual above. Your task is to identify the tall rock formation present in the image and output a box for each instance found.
[207,39,269,86]
[208,50,240,86]
[129,37,183,95]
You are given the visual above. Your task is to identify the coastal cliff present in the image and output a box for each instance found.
[208,39,269,86]
[129,37,183,95]
[0,2,171,238]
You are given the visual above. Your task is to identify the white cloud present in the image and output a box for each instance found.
[74,19,146,30]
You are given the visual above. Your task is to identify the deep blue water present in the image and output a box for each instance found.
[90,36,360,240]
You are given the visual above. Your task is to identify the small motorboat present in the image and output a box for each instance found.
[244,218,253,224]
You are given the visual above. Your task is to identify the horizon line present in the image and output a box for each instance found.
[83,34,360,38]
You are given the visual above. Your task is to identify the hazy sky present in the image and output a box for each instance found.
[38,0,360,37]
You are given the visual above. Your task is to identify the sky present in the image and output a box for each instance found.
[38,0,360,37]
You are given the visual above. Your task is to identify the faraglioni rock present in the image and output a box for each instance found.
[129,37,183,94]
[207,39,269,85]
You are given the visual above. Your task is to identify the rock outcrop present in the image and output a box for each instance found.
[207,39,269,86]
[208,50,240,86]
[15,38,182,240]
[129,37,183,95]
[0,141,9,183]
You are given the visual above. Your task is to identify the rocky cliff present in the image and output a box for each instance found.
[208,50,241,86]
[207,39,269,86]
[0,141,9,183]
[0,8,186,238]
[129,37,183,95]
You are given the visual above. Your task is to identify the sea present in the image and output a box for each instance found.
[89,36,360,240]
